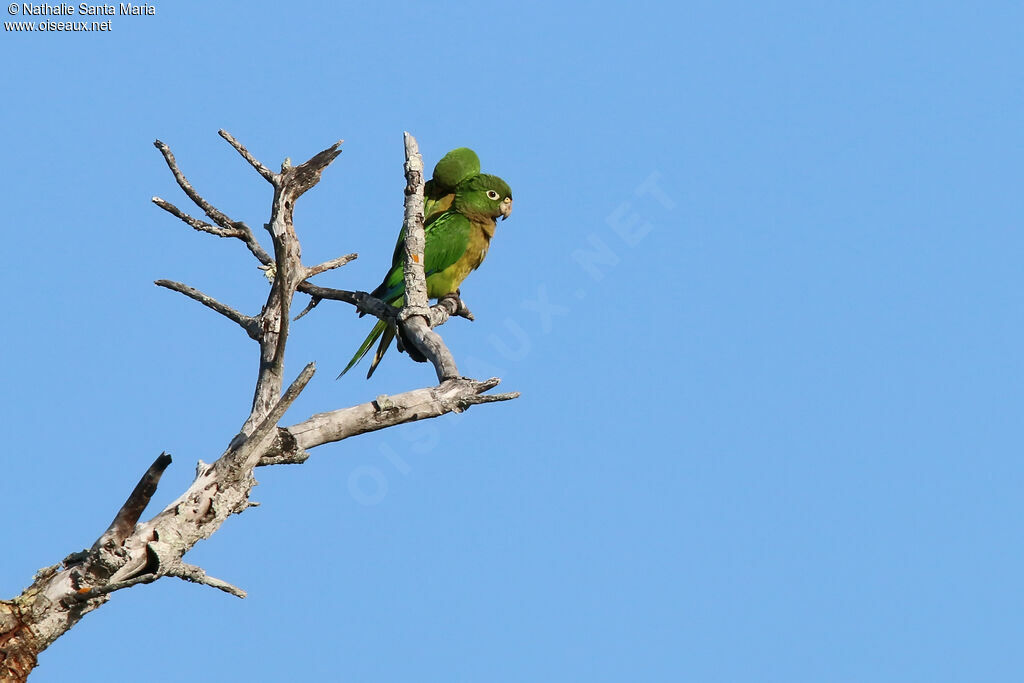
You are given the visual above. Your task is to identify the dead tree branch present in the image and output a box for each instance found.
[92,453,173,549]
[165,562,247,599]
[304,253,359,280]
[218,129,277,184]
[259,377,519,466]
[0,131,516,681]
[394,132,460,381]
[153,139,242,233]
[154,279,261,339]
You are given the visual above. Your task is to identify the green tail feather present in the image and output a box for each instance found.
[366,327,396,379]
[338,319,388,379]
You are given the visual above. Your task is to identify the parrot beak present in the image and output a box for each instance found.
[500,197,513,220]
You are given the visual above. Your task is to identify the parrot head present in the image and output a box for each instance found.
[454,173,513,221]
[432,147,481,190]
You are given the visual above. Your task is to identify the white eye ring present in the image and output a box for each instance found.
[486,190,500,200]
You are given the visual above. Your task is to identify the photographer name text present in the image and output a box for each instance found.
[17,3,154,15]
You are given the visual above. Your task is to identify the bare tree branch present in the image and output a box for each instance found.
[399,132,430,318]
[92,453,173,549]
[288,140,344,200]
[295,283,366,310]
[154,279,261,339]
[223,362,316,475]
[259,377,519,466]
[74,572,159,599]
[152,196,272,265]
[394,133,460,380]
[165,562,246,599]
[242,141,342,434]
[153,139,239,231]
[292,285,474,326]
[436,292,475,322]
[218,129,277,184]
[152,197,231,237]
[292,295,322,321]
[304,252,358,279]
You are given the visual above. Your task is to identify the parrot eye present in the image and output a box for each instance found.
[486,190,500,200]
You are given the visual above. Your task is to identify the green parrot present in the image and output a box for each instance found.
[423,147,480,221]
[380,147,481,278]
[340,173,514,378]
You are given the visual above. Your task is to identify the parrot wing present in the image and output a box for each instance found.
[342,211,472,378]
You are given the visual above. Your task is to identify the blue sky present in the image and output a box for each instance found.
[3,1,1024,680]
